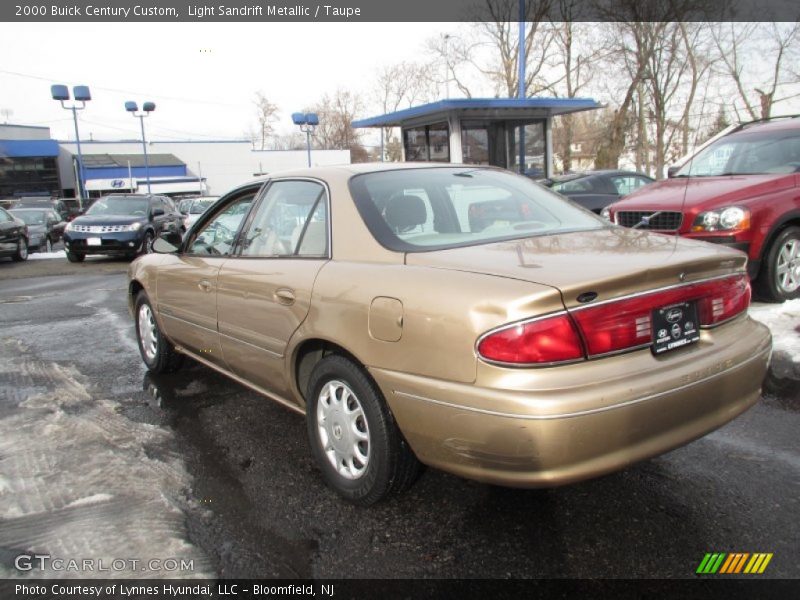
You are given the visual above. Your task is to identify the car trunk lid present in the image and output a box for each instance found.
[405,228,747,310]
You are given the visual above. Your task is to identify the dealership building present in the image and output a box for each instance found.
[0,123,350,201]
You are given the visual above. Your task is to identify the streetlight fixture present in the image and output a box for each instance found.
[51,84,91,203]
[125,100,156,193]
[291,112,319,167]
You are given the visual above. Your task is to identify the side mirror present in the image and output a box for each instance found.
[153,236,179,254]
[151,207,165,218]
[667,166,680,178]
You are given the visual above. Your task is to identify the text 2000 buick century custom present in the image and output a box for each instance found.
[128,164,771,505]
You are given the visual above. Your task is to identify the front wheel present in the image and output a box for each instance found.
[306,355,421,505]
[756,226,800,302]
[12,237,28,262]
[66,250,85,263]
[134,291,184,373]
[45,237,53,253]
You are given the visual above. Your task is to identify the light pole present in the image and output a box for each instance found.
[125,100,156,193]
[51,84,91,204]
[292,113,319,167]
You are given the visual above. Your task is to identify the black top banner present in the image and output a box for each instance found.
[2,0,799,22]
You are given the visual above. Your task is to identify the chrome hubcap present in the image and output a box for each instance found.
[316,380,370,480]
[137,304,158,361]
[776,238,800,293]
[46,238,52,253]
[19,239,27,259]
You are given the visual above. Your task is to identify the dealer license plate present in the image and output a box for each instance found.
[651,301,700,355]
[87,237,102,246]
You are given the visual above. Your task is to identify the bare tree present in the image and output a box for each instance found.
[253,91,279,151]
[425,0,555,98]
[372,62,437,160]
[644,22,712,178]
[310,89,365,161]
[710,22,800,120]
[547,1,611,171]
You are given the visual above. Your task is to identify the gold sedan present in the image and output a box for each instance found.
[128,164,771,505]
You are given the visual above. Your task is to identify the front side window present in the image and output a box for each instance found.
[350,167,604,252]
[240,180,328,258]
[187,192,256,256]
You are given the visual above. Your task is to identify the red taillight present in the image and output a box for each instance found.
[696,275,751,325]
[477,313,584,365]
[571,274,750,357]
[477,274,750,365]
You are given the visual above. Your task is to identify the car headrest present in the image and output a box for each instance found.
[384,194,427,232]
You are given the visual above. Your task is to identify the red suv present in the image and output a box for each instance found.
[603,117,800,302]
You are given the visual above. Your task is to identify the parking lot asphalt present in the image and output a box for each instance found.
[0,261,798,580]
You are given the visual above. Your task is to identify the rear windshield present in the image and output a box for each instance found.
[678,128,800,176]
[349,167,604,252]
[11,210,47,225]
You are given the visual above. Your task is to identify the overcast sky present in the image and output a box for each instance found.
[0,22,453,145]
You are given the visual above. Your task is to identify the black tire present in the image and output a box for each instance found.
[306,355,421,505]
[755,226,800,303]
[12,237,28,262]
[134,291,184,374]
[141,231,155,255]
[66,250,85,263]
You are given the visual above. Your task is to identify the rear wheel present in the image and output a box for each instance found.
[306,355,421,505]
[756,226,800,302]
[66,250,85,263]
[134,291,184,373]
[12,238,28,262]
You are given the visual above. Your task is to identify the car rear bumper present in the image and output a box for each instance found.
[64,231,144,255]
[371,315,771,487]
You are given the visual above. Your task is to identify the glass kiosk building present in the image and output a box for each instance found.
[352,97,601,178]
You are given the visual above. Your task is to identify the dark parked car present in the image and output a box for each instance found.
[0,206,29,262]
[9,208,66,253]
[64,194,183,262]
[604,116,800,302]
[12,197,71,222]
[544,170,654,213]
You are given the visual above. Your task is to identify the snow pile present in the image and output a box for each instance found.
[0,340,212,579]
[750,300,800,363]
[28,250,67,260]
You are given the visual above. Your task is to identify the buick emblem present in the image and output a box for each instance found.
[666,308,683,323]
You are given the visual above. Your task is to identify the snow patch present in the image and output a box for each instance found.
[750,300,800,363]
[65,493,115,508]
[29,250,67,260]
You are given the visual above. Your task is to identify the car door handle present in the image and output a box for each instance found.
[274,288,295,305]
[198,279,213,293]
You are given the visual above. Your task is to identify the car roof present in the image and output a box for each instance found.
[731,115,800,134]
[233,162,503,187]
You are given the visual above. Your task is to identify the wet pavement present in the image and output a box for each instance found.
[0,268,798,579]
